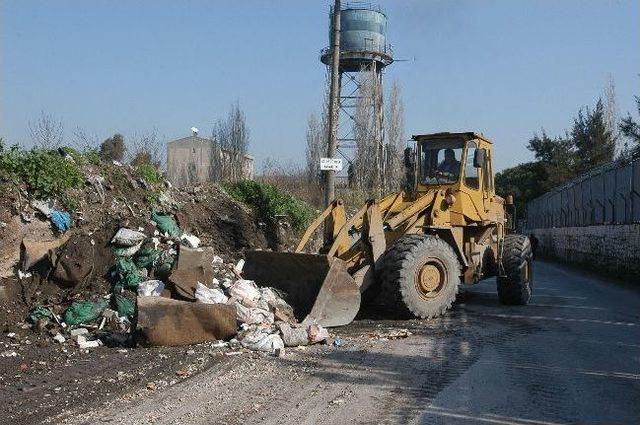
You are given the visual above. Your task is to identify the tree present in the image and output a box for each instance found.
[384,79,405,191]
[619,95,640,150]
[526,130,575,190]
[213,102,250,182]
[305,112,324,183]
[130,129,162,168]
[100,133,125,162]
[571,98,616,174]
[495,162,547,219]
[29,111,63,149]
[353,65,383,191]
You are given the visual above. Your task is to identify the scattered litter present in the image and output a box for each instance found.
[31,199,54,217]
[76,335,101,349]
[180,233,201,248]
[212,255,224,264]
[333,336,344,347]
[234,259,245,273]
[1,351,18,357]
[238,328,284,353]
[235,303,274,325]
[7,332,17,339]
[64,300,109,326]
[69,328,89,337]
[195,282,228,304]
[278,323,310,347]
[50,210,72,232]
[137,280,165,297]
[228,279,261,305]
[17,270,32,280]
[307,323,329,344]
[111,228,146,247]
[28,306,52,323]
[151,211,181,238]
[52,333,66,344]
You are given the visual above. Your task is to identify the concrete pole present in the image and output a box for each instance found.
[324,0,341,207]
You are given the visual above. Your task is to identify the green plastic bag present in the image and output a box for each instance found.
[112,293,135,318]
[28,306,52,323]
[64,300,109,325]
[151,210,181,237]
[134,246,159,269]
[114,257,142,289]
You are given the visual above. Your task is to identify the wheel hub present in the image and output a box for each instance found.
[416,260,446,299]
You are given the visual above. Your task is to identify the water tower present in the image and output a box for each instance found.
[320,3,393,186]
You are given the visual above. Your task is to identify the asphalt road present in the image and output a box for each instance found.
[63,261,640,425]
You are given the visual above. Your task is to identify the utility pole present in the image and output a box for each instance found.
[324,0,341,207]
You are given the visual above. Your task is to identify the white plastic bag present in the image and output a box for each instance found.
[228,279,261,304]
[111,228,146,247]
[137,280,165,297]
[239,328,284,353]
[195,282,228,304]
[180,233,201,248]
[235,302,274,325]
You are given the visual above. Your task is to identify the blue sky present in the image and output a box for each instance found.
[1,0,638,171]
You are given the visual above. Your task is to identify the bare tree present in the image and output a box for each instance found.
[72,126,100,152]
[29,111,63,149]
[305,112,325,183]
[353,65,383,192]
[129,129,163,167]
[384,79,405,191]
[213,102,250,181]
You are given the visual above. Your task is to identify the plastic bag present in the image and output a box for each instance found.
[277,322,309,347]
[113,258,142,289]
[112,242,143,257]
[64,299,109,325]
[238,328,284,353]
[195,282,228,304]
[28,306,52,323]
[111,228,146,247]
[137,280,165,297]
[134,245,159,268]
[112,293,135,318]
[151,211,181,237]
[234,302,274,325]
[180,233,201,248]
[51,210,72,233]
[228,279,261,304]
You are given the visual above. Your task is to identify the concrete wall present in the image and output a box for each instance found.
[166,136,254,187]
[528,225,640,280]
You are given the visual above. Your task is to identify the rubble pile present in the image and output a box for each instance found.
[0,157,324,358]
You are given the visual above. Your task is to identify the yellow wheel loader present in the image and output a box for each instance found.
[245,132,533,327]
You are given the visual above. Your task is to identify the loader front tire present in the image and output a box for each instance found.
[497,234,533,305]
[379,235,461,319]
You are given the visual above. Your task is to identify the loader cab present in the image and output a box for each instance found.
[411,132,497,223]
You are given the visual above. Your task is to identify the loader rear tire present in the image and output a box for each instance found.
[379,235,461,319]
[497,234,533,305]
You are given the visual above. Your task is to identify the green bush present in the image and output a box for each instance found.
[224,180,315,232]
[135,163,162,186]
[0,146,84,199]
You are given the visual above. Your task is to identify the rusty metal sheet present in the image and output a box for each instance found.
[136,297,237,346]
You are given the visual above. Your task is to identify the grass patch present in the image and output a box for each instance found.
[223,180,315,233]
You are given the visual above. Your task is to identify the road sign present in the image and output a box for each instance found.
[320,157,343,171]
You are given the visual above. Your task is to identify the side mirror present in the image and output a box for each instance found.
[473,148,486,168]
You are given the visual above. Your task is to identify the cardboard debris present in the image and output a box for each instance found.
[137,296,237,346]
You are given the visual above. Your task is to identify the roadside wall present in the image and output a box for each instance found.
[528,225,640,280]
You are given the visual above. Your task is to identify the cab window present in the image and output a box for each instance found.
[419,139,464,185]
[464,142,479,189]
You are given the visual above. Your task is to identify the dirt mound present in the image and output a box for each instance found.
[0,160,278,334]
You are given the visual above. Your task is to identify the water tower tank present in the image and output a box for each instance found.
[321,6,393,72]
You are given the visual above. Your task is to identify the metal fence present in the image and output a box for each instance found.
[526,153,640,228]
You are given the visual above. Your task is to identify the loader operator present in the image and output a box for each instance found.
[437,148,461,180]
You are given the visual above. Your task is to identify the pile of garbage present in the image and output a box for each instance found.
[23,210,329,354]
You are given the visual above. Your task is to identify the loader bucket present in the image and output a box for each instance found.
[244,251,361,327]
